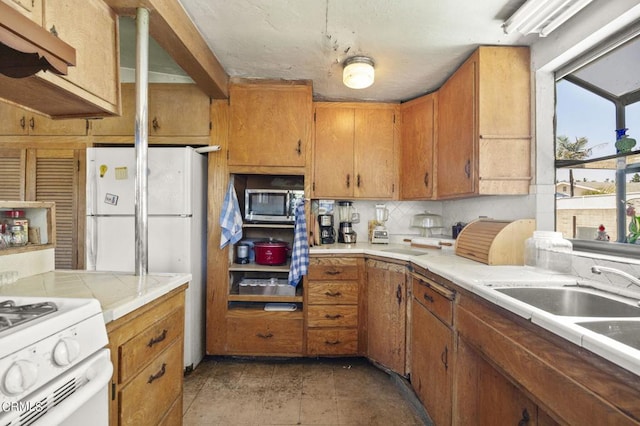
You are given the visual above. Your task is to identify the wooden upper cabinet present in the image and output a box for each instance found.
[39,0,120,117]
[0,101,87,136]
[437,57,476,199]
[436,46,531,199]
[228,82,312,168]
[92,84,210,138]
[400,93,436,199]
[2,0,42,24]
[313,103,397,199]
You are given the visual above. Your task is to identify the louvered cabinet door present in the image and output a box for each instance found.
[28,149,83,270]
[0,148,26,200]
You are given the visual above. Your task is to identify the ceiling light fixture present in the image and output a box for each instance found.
[502,0,594,37]
[343,56,374,89]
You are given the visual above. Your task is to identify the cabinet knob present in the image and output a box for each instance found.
[19,116,26,130]
[441,346,449,370]
[152,117,160,131]
[518,409,530,426]
[396,284,403,306]
[324,314,343,320]
[295,139,302,155]
[29,117,35,130]
[464,159,471,179]
[357,174,361,188]
[147,363,166,384]
[49,25,58,37]
[324,291,342,297]
[346,174,350,188]
[424,172,429,188]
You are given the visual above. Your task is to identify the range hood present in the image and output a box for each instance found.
[0,3,75,78]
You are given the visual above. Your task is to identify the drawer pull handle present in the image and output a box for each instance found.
[152,117,160,131]
[296,139,302,155]
[325,314,342,320]
[147,329,168,347]
[147,363,166,384]
[325,270,341,276]
[518,408,530,426]
[423,293,434,303]
[20,116,26,129]
[257,332,274,339]
[441,346,448,370]
[325,291,342,297]
[325,340,341,345]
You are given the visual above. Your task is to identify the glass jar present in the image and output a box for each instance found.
[4,210,28,243]
[524,231,572,273]
[9,225,28,246]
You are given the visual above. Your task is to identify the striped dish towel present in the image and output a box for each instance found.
[219,181,243,248]
[288,199,309,287]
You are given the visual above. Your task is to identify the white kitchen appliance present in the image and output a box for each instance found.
[86,147,206,371]
[0,296,112,426]
[371,204,390,244]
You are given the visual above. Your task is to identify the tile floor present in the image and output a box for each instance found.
[183,357,428,425]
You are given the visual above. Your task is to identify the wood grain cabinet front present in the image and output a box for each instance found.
[313,103,398,199]
[0,101,87,136]
[366,259,407,375]
[106,286,186,426]
[410,272,455,426]
[306,256,362,356]
[92,83,210,140]
[225,313,303,355]
[228,81,312,170]
[437,46,531,199]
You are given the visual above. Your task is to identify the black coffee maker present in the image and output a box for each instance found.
[318,214,335,244]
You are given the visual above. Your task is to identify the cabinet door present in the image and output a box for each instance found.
[455,337,540,425]
[0,102,29,135]
[91,84,136,136]
[313,105,354,198]
[411,297,453,426]
[2,0,42,24]
[27,149,83,269]
[0,101,86,136]
[149,84,210,137]
[400,94,435,199]
[354,106,396,199]
[437,56,476,198]
[44,0,119,111]
[366,260,406,375]
[229,84,311,167]
[0,148,26,200]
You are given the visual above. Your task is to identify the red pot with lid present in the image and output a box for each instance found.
[253,240,289,265]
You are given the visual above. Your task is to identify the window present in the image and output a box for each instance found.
[555,31,640,257]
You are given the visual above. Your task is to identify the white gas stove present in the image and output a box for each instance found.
[0,296,112,426]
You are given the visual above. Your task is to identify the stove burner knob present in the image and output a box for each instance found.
[53,338,81,366]
[3,360,38,395]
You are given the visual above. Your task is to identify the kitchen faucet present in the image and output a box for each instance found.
[591,265,640,288]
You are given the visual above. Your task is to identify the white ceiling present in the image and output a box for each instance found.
[166,0,533,102]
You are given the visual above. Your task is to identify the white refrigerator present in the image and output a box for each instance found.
[86,147,207,371]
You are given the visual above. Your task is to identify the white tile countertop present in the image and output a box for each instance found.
[311,241,640,377]
[0,270,191,323]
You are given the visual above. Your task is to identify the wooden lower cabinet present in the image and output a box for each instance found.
[106,286,186,426]
[410,272,455,426]
[454,289,640,425]
[306,256,362,356]
[225,311,303,355]
[366,259,407,375]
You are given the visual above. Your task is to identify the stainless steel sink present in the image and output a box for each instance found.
[576,320,640,350]
[495,287,640,317]
[380,248,429,256]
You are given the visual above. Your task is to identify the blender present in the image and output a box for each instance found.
[371,204,389,244]
[337,201,357,243]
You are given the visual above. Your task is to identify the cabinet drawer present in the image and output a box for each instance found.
[412,276,454,326]
[307,305,358,328]
[119,308,182,383]
[307,281,358,305]
[226,317,303,355]
[307,329,358,355]
[308,258,359,281]
[119,339,183,426]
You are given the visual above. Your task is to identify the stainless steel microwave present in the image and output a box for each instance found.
[244,189,304,223]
